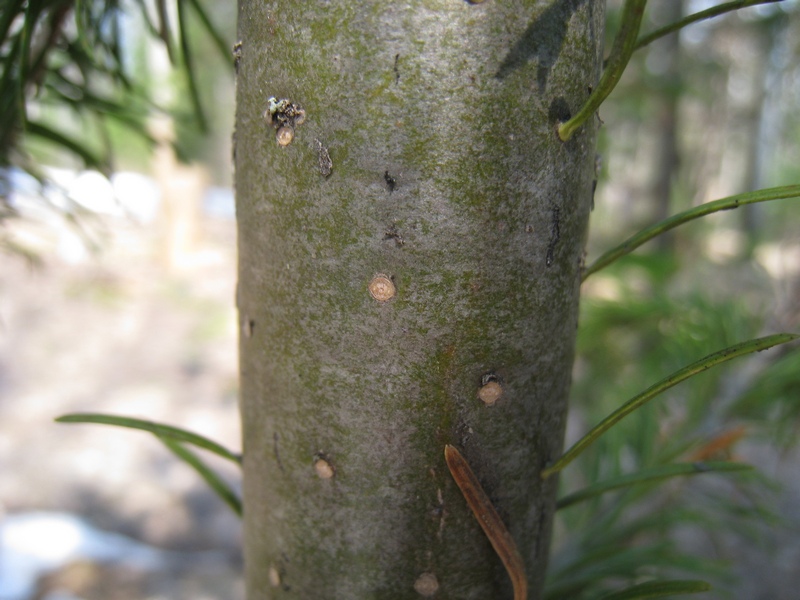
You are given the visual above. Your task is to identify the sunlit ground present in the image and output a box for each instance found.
[0,174,244,600]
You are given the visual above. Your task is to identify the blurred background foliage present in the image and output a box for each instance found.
[548,1,800,598]
[1,0,799,599]
[0,0,234,259]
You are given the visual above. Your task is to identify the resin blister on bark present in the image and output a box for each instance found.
[313,454,335,479]
[368,274,396,302]
[478,373,503,406]
[413,572,439,596]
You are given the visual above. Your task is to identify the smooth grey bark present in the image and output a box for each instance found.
[235,1,603,598]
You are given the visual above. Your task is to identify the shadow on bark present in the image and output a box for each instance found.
[495,0,589,89]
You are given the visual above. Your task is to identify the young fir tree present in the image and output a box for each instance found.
[235,1,603,598]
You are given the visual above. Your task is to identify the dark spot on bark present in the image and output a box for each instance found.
[232,41,243,73]
[591,153,602,210]
[545,205,561,267]
[480,372,500,387]
[243,317,255,338]
[265,13,278,36]
[393,53,400,84]
[384,170,397,192]
[273,432,285,474]
[276,558,291,592]
[534,509,548,558]
[457,421,474,448]
[315,139,333,177]
[548,97,571,127]
[266,98,306,127]
[383,224,404,247]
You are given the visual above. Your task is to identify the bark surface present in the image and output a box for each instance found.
[235,1,603,598]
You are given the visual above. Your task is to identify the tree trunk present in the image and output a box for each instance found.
[235,1,603,598]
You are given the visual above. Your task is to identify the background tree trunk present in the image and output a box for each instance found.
[235,1,603,598]
[649,0,683,252]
